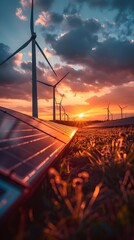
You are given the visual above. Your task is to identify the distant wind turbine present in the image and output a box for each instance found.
[37,72,69,121]
[56,95,64,121]
[0,0,57,118]
[118,105,127,119]
[104,103,110,121]
[61,105,69,121]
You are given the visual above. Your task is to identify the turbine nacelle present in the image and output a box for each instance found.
[32,32,37,39]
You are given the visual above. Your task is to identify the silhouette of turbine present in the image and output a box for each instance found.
[104,103,110,121]
[37,72,69,121]
[56,95,64,121]
[0,0,57,118]
[61,105,69,121]
[118,105,127,119]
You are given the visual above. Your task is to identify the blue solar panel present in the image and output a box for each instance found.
[0,106,77,218]
[0,107,75,144]
[0,107,77,187]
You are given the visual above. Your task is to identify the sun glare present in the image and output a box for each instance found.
[78,113,84,118]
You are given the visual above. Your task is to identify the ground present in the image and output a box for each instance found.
[3,126,134,240]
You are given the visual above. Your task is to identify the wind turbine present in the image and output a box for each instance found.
[37,72,69,121]
[61,105,69,121]
[104,103,110,121]
[56,95,64,121]
[0,0,57,118]
[118,105,127,119]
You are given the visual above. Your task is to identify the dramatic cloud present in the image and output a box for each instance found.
[16,8,27,21]
[44,27,98,62]
[1,0,134,119]
[64,14,101,32]
[86,85,134,108]
[74,0,134,10]
[92,38,134,72]
[42,12,134,89]
[14,53,23,65]
[0,43,52,101]
[63,2,82,15]
[35,11,63,27]
[0,43,26,85]
[36,0,54,11]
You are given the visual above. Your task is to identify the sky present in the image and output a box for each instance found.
[0,0,134,121]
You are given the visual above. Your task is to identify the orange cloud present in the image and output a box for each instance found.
[16,8,27,21]
[28,52,32,57]
[43,48,53,58]
[20,0,30,8]
[35,11,50,26]
[14,53,23,65]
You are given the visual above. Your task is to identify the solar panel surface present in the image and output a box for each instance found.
[0,107,77,187]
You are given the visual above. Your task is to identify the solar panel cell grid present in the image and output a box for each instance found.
[0,107,76,143]
[0,107,77,187]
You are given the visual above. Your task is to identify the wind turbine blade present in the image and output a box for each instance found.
[37,80,52,87]
[0,38,32,65]
[30,0,34,34]
[55,72,69,86]
[35,41,57,77]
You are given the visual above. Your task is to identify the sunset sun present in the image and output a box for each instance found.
[78,113,84,118]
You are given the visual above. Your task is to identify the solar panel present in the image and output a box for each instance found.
[0,107,75,143]
[0,107,77,187]
[0,106,77,218]
[38,119,76,138]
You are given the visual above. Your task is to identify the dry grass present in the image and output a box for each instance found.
[5,126,134,240]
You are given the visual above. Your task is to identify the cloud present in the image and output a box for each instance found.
[86,84,134,108]
[43,48,53,58]
[92,38,134,72]
[0,43,52,101]
[64,14,101,32]
[0,43,26,85]
[36,0,54,11]
[74,0,134,11]
[63,2,82,15]
[42,12,134,89]
[16,8,27,21]
[14,53,23,65]
[20,0,30,8]
[35,11,49,26]
[35,11,63,27]
[44,27,98,62]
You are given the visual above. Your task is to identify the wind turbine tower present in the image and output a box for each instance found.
[118,105,127,119]
[61,105,69,121]
[0,0,56,118]
[105,104,110,121]
[58,95,64,121]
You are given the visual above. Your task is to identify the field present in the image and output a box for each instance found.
[4,126,134,240]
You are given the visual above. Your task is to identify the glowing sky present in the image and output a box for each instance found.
[0,0,134,120]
